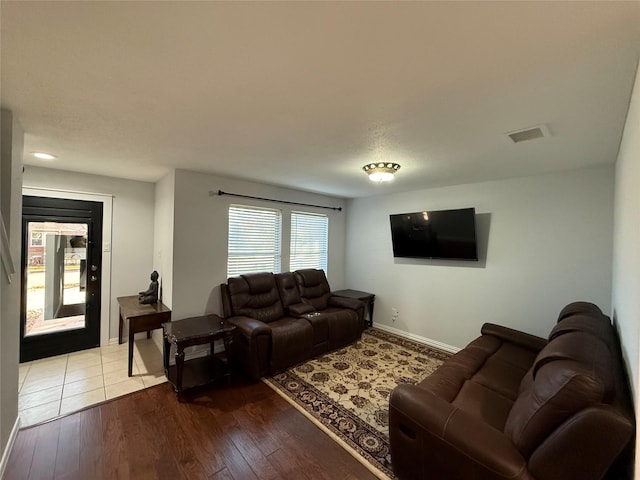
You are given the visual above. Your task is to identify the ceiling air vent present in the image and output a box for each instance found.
[507,124,550,143]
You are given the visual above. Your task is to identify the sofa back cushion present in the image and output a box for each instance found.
[556,301,603,322]
[532,332,613,398]
[505,332,611,457]
[294,269,331,310]
[275,272,302,307]
[550,314,615,351]
[505,360,605,458]
[227,272,284,323]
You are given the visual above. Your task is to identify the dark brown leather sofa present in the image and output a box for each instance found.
[221,270,364,379]
[389,302,634,480]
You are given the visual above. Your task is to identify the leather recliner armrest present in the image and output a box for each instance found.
[390,384,530,479]
[288,303,316,316]
[481,323,547,352]
[227,316,271,338]
[328,296,364,310]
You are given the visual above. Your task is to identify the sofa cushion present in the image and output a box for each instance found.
[506,331,613,457]
[549,314,614,350]
[452,380,515,431]
[227,273,284,323]
[556,301,603,322]
[471,355,530,401]
[518,327,614,395]
[294,269,332,310]
[505,359,605,457]
[302,312,329,346]
[418,363,470,402]
[419,335,500,401]
[425,334,533,402]
[490,342,540,371]
[320,307,361,349]
[268,317,314,372]
[275,272,302,307]
[531,331,613,400]
[445,336,500,374]
[466,331,538,402]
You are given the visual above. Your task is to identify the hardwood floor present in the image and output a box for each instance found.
[5,377,379,480]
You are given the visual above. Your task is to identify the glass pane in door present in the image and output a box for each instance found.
[25,221,88,337]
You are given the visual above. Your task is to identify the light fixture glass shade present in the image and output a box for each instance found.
[362,162,401,182]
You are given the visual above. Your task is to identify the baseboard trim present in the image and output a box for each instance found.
[0,415,21,479]
[373,323,460,354]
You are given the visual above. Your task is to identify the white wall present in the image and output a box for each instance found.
[0,110,23,473]
[23,167,155,341]
[346,166,614,349]
[169,169,347,321]
[612,61,640,419]
[153,170,175,309]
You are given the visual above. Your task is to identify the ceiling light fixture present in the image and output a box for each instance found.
[362,162,401,182]
[33,152,57,160]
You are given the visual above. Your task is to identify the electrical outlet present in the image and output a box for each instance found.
[391,308,399,322]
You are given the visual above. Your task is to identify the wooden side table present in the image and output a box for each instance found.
[117,296,171,377]
[162,314,236,396]
[332,289,375,327]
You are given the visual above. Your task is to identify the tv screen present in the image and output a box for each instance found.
[389,208,478,260]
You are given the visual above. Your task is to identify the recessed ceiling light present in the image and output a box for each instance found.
[33,152,57,160]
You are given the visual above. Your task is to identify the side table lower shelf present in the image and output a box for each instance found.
[164,354,230,394]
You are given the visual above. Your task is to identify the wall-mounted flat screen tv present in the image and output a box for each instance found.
[389,207,478,261]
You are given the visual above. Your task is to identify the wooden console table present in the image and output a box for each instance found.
[332,289,375,327]
[117,295,171,376]
[162,314,236,397]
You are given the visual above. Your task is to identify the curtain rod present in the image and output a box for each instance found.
[212,190,342,212]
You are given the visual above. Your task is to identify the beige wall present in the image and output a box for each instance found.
[346,166,615,350]
[611,59,640,475]
[153,171,175,310]
[0,109,23,471]
[169,169,347,321]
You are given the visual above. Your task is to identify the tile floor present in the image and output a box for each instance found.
[18,338,167,427]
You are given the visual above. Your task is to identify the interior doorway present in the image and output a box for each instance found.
[20,196,103,362]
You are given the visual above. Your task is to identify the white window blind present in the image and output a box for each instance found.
[290,211,328,272]
[227,205,282,277]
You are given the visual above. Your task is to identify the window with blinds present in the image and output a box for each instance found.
[290,211,328,272]
[227,205,282,277]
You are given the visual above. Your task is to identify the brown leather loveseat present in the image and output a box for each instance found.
[389,302,634,480]
[221,269,364,379]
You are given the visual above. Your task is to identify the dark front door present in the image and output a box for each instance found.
[20,196,103,362]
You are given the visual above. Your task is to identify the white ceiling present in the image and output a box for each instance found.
[1,2,639,198]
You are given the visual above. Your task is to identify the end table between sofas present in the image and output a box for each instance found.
[332,289,375,327]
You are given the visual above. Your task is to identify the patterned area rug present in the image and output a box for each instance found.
[263,328,450,479]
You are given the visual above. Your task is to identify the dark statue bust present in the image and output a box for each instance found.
[139,270,159,304]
